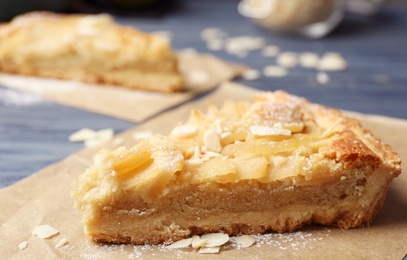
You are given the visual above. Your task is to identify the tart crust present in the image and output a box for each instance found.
[72,91,401,244]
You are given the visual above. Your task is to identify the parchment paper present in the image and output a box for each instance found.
[0,51,245,123]
[0,82,406,259]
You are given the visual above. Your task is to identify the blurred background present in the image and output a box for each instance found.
[0,0,406,21]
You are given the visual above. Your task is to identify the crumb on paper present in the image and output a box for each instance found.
[18,241,28,250]
[263,65,288,77]
[55,238,69,249]
[316,72,330,84]
[32,224,59,239]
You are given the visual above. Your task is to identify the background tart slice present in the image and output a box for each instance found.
[0,12,183,93]
[72,91,401,245]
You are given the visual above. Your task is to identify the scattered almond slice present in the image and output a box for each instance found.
[186,70,211,86]
[84,138,105,148]
[191,235,207,249]
[18,241,28,250]
[206,39,224,51]
[171,125,198,137]
[55,238,68,249]
[68,128,97,142]
[198,246,220,254]
[318,53,347,71]
[200,233,230,247]
[299,52,320,68]
[242,69,261,81]
[263,65,288,78]
[32,224,59,239]
[166,238,192,249]
[277,52,298,67]
[200,28,227,41]
[235,235,256,248]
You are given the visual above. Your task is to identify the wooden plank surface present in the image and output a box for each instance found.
[0,0,406,188]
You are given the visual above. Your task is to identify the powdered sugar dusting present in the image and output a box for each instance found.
[254,230,330,251]
[0,89,45,106]
[74,229,331,259]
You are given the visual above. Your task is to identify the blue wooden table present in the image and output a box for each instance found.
[1,0,406,188]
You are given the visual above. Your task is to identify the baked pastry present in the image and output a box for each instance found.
[72,91,401,245]
[0,12,183,93]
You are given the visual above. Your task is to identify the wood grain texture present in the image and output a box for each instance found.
[0,0,406,188]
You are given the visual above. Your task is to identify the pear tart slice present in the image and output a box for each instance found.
[72,91,401,245]
[0,12,183,92]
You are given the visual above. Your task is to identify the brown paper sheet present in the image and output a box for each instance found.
[1,82,406,259]
[0,51,245,123]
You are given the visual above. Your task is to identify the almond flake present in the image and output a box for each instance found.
[55,238,68,249]
[235,235,256,248]
[84,138,104,148]
[250,125,291,136]
[32,224,59,239]
[200,28,227,41]
[206,39,224,51]
[261,45,280,57]
[166,238,192,249]
[318,53,347,71]
[68,128,97,142]
[96,128,114,141]
[200,233,229,247]
[263,65,288,78]
[191,235,207,249]
[171,125,198,137]
[242,69,261,81]
[299,52,320,68]
[203,129,222,153]
[198,247,220,254]
[186,70,211,86]
[18,241,28,250]
[277,52,298,67]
